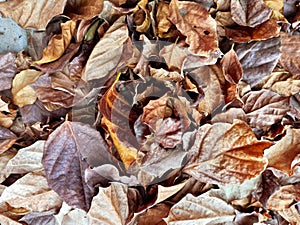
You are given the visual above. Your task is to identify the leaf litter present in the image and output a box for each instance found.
[0,0,300,224]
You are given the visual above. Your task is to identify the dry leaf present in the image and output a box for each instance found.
[184,120,271,185]
[279,32,300,76]
[0,149,17,183]
[0,214,23,225]
[264,0,287,21]
[54,202,88,225]
[242,89,290,130]
[133,0,151,33]
[169,0,219,57]
[235,37,281,87]
[156,1,178,38]
[0,127,18,153]
[0,52,17,91]
[11,69,43,107]
[64,0,104,20]
[164,189,236,224]
[34,20,77,65]
[0,0,67,30]
[231,0,272,27]
[6,140,45,174]
[19,209,58,225]
[265,128,300,175]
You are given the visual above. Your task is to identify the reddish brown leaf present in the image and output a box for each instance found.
[156,1,178,38]
[184,120,271,185]
[43,121,109,211]
[231,0,272,27]
[279,32,300,76]
[242,89,290,130]
[234,37,281,87]
[168,0,219,57]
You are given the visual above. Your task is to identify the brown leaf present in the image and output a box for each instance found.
[0,52,17,91]
[11,69,44,107]
[43,121,109,211]
[87,183,142,225]
[82,16,131,82]
[156,1,178,38]
[265,128,300,175]
[134,203,170,225]
[264,0,287,22]
[133,0,151,33]
[279,32,300,76]
[150,67,182,82]
[164,189,236,224]
[231,0,272,27]
[267,183,300,211]
[33,20,77,65]
[234,37,281,87]
[184,120,271,185]
[0,0,67,30]
[220,49,243,84]
[225,19,281,43]
[0,149,17,183]
[0,215,22,225]
[0,127,18,153]
[211,108,247,124]
[159,44,187,71]
[168,0,219,57]
[242,89,290,130]
[54,202,88,225]
[64,0,104,21]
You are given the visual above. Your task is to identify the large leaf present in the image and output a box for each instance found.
[0,0,67,30]
[183,120,271,185]
[168,0,219,57]
[82,16,131,82]
[231,0,272,27]
[43,121,110,211]
[0,52,17,91]
[164,189,236,224]
[234,37,281,87]
[265,128,300,175]
[242,89,290,130]
[279,32,300,76]
[87,183,142,225]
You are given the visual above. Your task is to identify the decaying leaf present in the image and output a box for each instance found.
[0,52,17,91]
[0,0,67,30]
[0,149,17,183]
[184,120,271,185]
[164,189,236,224]
[156,1,178,38]
[43,121,108,211]
[19,209,58,225]
[169,0,219,57]
[231,0,272,27]
[265,128,300,175]
[64,0,104,20]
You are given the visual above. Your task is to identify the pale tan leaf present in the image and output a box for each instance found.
[82,16,130,82]
[231,0,272,27]
[184,120,271,185]
[164,189,235,224]
[264,0,287,21]
[54,202,88,225]
[154,181,188,205]
[0,0,67,30]
[34,20,77,65]
[6,140,45,174]
[169,0,219,57]
[150,67,183,82]
[0,214,23,225]
[267,183,300,211]
[0,149,17,183]
[11,69,43,107]
[265,128,300,175]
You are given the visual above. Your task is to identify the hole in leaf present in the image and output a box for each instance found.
[204,30,210,35]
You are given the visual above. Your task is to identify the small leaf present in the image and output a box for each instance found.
[65,0,104,21]
[19,209,58,225]
[0,52,17,91]
[0,127,18,153]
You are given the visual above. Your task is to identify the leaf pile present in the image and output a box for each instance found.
[0,0,300,224]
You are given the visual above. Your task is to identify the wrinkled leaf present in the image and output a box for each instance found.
[184,120,271,185]
[0,0,67,30]
[0,127,18,153]
[54,202,88,225]
[231,0,272,27]
[0,149,17,183]
[242,89,290,130]
[19,209,58,225]
[164,189,236,224]
[156,1,178,38]
[0,52,17,91]
[265,128,300,175]
[169,0,219,57]
[235,37,281,87]
[65,0,104,20]
[43,121,109,211]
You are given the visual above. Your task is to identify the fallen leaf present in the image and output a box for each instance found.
[231,0,272,27]
[184,120,271,185]
[265,128,300,175]
[0,0,67,30]
[87,183,142,225]
[43,121,108,211]
[0,127,18,153]
[149,67,182,82]
[0,52,17,91]
[264,0,287,21]
[11,69,44,107]
[242,89,290,130]
[133,203,170,225]
[64,0,104,21]
[54,202,88,225]
[168,0,219,57]
[6,140,45,174]
[156,1,178,38]
[19,209,58,225]
[133,0,151,33]
[234,37,281,87]
[154,181,188,205]
[82,16,131,82]
[279,32,300,76]
[0,149,17,183]
[0,214,23,225]
[34,20,77,65]
[164,189,236,224]
[159,43,187,71]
